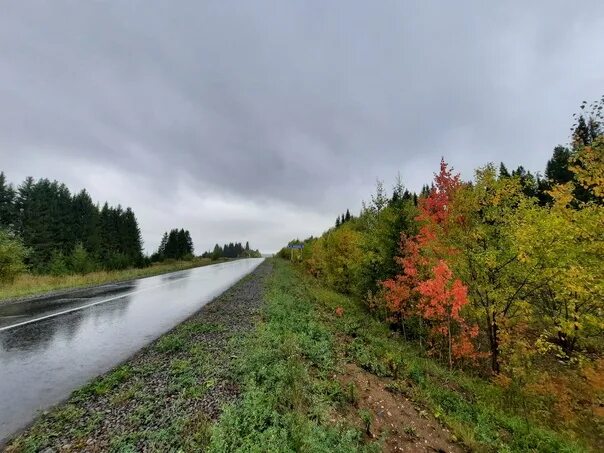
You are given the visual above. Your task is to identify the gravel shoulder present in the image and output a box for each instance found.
[5,260,273,452]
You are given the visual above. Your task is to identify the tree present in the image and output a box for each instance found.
[511,166,539,199]
[416,260,477,369]
[345,209,351,222]
[48,250,69,276]
[357,197,417,299]
[569,136,604,205]
[391,172,404,204]
[515,140,604,361]
[369,179,388,214]
[449,166,541,373]
[545,146,573,186]
[499,163,510,178]
[211,244,222,260]
[120,207,143,265]
[0,173,144,272]
[156,228,193,260]
[0,172,16,230]
[0,229,27,283]
[15,178,74,270]
[70,242,95,274]
[317,225,363,294]
[381,159,478,366]
[154,232,169,261]
[71,189,101,257]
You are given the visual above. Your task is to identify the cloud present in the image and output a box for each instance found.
[1,1,603,252]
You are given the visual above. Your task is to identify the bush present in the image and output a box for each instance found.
[0,229,28,283]
[105,252,130,270]
[48,250,70,276]
[69,242,97,274]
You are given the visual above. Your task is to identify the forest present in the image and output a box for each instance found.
[201,241,262,260]
[279,98,603,442]
[0,169,263,287]
[0,175,144,276]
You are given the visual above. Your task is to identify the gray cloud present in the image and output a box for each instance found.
[1,1,603,253]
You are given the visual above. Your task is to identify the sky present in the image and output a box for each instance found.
[1,1,603,254]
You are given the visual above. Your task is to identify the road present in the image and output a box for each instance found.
[0,258,264,445]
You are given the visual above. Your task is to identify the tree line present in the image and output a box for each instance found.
[280,97,603,436]
[0,174,143,274]
[201,241,261,260]
[151,228,194,261]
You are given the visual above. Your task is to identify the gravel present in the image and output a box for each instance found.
[5,260,273,452]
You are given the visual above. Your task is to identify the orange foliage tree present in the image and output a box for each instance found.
[382,159,478,368]
[416,260,478,368]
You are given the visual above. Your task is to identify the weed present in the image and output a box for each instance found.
[155,334,185,353]
[359,408,373,436]
[403,425,417,438]
[346,381,360,407]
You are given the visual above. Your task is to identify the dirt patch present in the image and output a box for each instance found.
[337,362,464,453]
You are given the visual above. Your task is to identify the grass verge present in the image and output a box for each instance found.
[293,265,593,452]
[5,261,270,452]
[7,259,592,451]
[212,259,591,452]
[0,257,229,302]
[208,260,374,452]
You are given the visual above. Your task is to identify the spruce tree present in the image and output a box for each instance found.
[391,172,404,204]
[211,244,222,260]
[184,230,193,256]
[499,163,510,178]
[545,146,573,185]
[72,189,101,259]
[0,172,15,230]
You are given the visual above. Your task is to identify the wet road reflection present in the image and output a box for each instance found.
[0,258,264,444]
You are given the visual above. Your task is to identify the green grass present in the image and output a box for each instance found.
[298,264,592,452]
[7,259,592,452]
[208,259,376,452]
[0,257,229,302]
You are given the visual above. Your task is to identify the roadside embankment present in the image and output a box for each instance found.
[4,260,272,452]
[0,258,228,303]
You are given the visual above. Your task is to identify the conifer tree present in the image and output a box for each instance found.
[0,172,15,230]
[545,146,573,185]
[72,189,101,259]
[211,244,222,260]
[499,162,510,178]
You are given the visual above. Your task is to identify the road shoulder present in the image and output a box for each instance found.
[5,260,273,452]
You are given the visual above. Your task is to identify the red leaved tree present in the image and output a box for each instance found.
[382,159,478,367]
[417,260,477,368]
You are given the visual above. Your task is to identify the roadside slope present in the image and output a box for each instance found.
[0,258,224,304]
[5,260,272,452]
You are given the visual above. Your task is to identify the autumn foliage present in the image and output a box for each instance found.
[280,98,604,444]
[382,160,479,368]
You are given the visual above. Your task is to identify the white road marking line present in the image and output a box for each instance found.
[0,277,193,333]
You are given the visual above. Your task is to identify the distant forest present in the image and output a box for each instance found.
[0,172,263,277]
[201,242,261,260]
[151,228,194,262]
[0,174,143,274]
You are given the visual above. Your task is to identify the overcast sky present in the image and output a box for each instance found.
[1,1,603,254]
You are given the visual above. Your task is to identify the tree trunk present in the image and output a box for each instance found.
[485,309,500,374]
[448,316,453,370]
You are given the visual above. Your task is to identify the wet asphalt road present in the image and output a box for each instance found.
[0,258,264,444]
